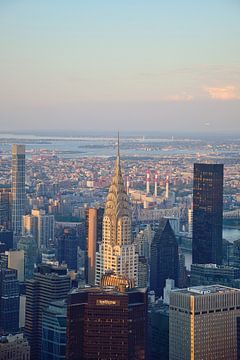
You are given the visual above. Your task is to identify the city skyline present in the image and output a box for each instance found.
[0,2,240,358]
[0,135,239,359]
[0,1,240,134]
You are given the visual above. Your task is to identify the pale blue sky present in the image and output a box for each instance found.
[0,0,240,133]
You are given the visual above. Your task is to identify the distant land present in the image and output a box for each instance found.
[0,129,240,140]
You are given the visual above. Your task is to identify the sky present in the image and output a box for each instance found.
[0,0,240,134]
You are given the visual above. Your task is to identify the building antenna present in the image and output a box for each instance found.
[117,131,120,158]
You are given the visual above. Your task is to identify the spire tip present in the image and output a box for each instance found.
[117,131,120,158]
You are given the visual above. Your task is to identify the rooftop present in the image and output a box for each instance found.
[70,286,147,296]
[175,285,240,296]
[191,263,239,270]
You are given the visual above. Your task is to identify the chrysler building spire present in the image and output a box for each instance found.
[95,133,138,285]
[104,133,131,227]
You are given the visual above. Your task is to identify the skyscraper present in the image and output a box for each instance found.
[23,209,55,249]
[96,135,138,285]
[237,317,240,360]
[42,300,67,360]
[0,187,12,230]
[150,219,179,298]
[169,285,240,360]
[25,264,70,360]
[22,213,38,241]
[148,302,169,360]
[138,256,148,288]
[192,163,224,265]
[66,287,147,360]
[85,207,104,285]
[0,268,20,334]
[57,227,78,270]
[17,234,38,280]
[4,249,25,282]
[0,229,13,251]
[12,145,26,239]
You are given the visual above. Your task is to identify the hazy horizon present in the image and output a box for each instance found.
[1,129,240,141]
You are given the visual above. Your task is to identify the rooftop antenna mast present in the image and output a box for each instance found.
[117,131,120,158]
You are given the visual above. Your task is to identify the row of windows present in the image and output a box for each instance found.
[170,306,240,315]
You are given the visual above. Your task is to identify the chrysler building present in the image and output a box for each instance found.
[95,135,138,285]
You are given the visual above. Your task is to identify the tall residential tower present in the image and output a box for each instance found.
[12,144,26,239]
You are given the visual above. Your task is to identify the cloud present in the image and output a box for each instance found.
[164,92,194,102]
[205,86,240,100]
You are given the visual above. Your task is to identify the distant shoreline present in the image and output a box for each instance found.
[0,130,240,141]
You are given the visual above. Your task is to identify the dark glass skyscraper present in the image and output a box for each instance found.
[0,268,19,335]
[150,219,179,298]
[192,163,224,265]
[57,228,78,270]
[0,229,13,251]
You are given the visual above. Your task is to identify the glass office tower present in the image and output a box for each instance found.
[192,163,224,265]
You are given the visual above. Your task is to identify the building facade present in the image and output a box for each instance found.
[0,187,12,230]
[134,224,154,262]
[192,163,224,265]
[190,263,240,288]
[12,145,26,238]
[0,229,13,251]
[25,265,70,360]
[0,268,19,335]
[96,139,138,285]
[57,228,78,271]
[42,300,67,360]
[23,209,55,249]
[138,256,148,288]
[169,285,240,360]
[66,287,147,360]
[150,219,179,298]
[148,302,169,360]
[237,317,240,360]
[85,207,104,285]
[0,333,30,360]
[4,250,25,282]
[17,235,38,280]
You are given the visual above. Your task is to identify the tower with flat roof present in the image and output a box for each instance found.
[66,287,147,360]
[169,285,240,360]
[0,268,19,334]
[42,300,67,360]
[192,163,224,265]
[25,264,70,360]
